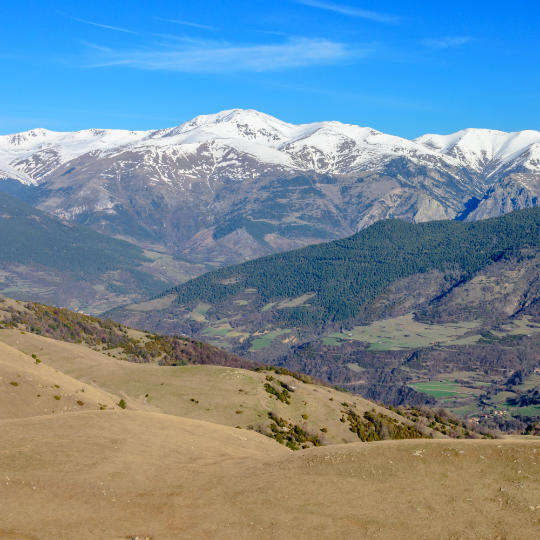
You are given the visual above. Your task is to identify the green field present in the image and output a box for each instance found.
[506,405,540,416]
[323,314,480,350]
[250,329,290,351]
[187,302,212,322]
[409,381,461,399]
[201,326,232,337]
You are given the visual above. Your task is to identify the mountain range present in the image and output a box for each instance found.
[1,109,538,266]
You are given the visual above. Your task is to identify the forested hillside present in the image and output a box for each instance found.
[111,209,540,430]
[166,207,539,326]
[0,192,149,276]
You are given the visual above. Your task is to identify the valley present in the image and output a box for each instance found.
[110,209,540,430]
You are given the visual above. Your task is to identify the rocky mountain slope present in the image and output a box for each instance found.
[0,192,206,313]
[1,109,538,265]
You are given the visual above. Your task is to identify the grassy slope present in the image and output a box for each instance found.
[0,328,435,445]
[1,411,538,539]
[1,302,538,538]
[0,296,258,371]
[0,340,120,419]
[0,294,493,442]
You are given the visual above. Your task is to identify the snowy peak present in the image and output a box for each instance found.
[416,128,540,172]
[1,110,539,186]
[5,128,55,146]
[156,109,295,145]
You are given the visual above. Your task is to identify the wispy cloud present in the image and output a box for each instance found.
[153,16,215,31]
[297,0,399,24]
[59,12,137,34]
[422,36,473,49]
[83,37,359,73]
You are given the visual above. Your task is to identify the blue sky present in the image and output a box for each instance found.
[2,1,539,137]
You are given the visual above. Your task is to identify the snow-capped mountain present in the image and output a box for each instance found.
[0,109,538,264]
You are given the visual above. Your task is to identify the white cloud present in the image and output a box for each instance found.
[59,12,137,34]
[84,37,358,72]
[153,16,215,31]
[297,0,399,24]
[422,36,474,49]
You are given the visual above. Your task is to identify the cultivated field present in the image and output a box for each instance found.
[323,313,482,349]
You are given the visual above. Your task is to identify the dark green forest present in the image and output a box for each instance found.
[166,207,539,327]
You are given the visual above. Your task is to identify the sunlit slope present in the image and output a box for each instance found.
[0,328,432,445]
[1,411,538,540]
[0,340,120,419]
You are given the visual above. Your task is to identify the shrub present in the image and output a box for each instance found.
[117,398,127,409]
[264,382,291,404]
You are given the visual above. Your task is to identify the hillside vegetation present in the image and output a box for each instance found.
[163,207,539,326]
[0,296,256,370]
[110,209,540,430]
[0,191,149,276]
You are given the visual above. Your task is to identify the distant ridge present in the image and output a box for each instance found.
[0,191,174,313]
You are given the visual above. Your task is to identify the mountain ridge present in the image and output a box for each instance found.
[0,191,206,313]
[1,109,538,267]
[2,109,540,186]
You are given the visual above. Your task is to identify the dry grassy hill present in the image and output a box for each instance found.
[1,294,539,538]
[0,340,120,419]
[0,327,439,446]
[0,295,487,445]
[1,410,538,539]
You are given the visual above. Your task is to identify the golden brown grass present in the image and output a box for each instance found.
[1,328,539,538]
[0,329,425,444]
[0,410,538,539]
